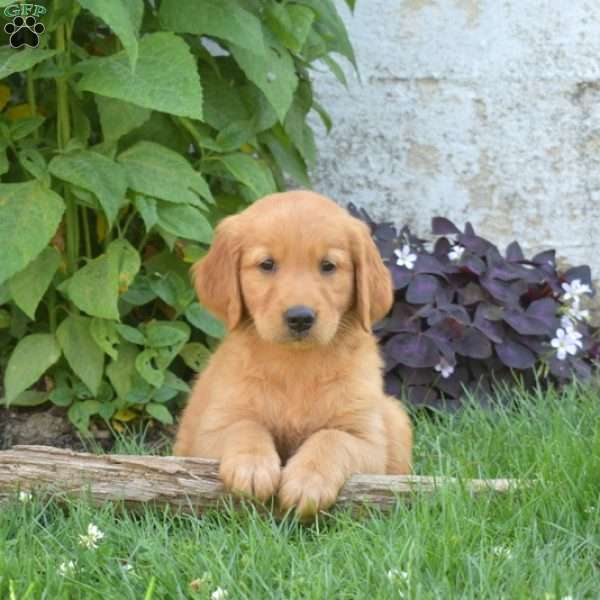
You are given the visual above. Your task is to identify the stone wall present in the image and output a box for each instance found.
[310,0,600,309]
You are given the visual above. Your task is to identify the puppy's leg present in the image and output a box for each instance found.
[179,419,281,502]
[278,426,387,520]
[381,396,413,474]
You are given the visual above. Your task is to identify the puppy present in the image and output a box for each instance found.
[174,191,412,518]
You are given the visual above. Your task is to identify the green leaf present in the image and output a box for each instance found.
[0,48,58,79]
[143,320,190,348]
[135,348,164,387]
[49,150,127,227]
[4,334,61,404]
[185,302,226,338]
[8,247,61,319]
[0,309,10,328]
[0,144,8,176]
[78,0,143,69]
[299,0,356,66]
[7,391,49,407]
[106,341,139,399]
[57,315,105,395]
[68,399,100,432]
[0,181,64,286]
[180,342,211,373]
[266,4,315,53]
[95,95,151,144]
[90,318,120,360]
[133,195,158,231]
[164,370,191,393]
[148,272,194,313]
[118,141,212,206]
[156,202,213,243]
[220,153,277,200]
[230,31,298,122]
[261,129,310,187]
[146,402,174,424]
[284,81,317,167]
[60,239,140,319]
[160,0,264,54]
[18,148,50,184]
[77,32,203,120]
[115,323,145,345]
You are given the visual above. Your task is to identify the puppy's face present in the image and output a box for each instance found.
[240,220,354,346]
[192,191,393,347]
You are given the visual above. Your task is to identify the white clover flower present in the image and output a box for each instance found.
[394,245,417,270]
[448,244,465,262]
[561,279,592,302]
[79,523,105,549]
[434,357,455,379]
[492,545,513,559]
[551,328,581,360]
[18,491,32,503]
[211,587,229,600]
[58,560,76,576]
[386,568,409,583]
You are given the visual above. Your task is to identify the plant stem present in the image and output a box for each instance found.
[26,70,38,143]
[55,20,79,274]
[82,207,92,258]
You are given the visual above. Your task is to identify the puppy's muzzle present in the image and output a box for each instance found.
[284,305,316,335]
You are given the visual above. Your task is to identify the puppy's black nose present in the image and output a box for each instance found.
[284,305,316,333]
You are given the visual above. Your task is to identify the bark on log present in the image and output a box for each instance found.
[0,445,527,515]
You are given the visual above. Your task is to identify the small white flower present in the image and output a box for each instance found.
[560,315,575,330]
[58,560,76,576]
[18,491,32,503]
[211,587,229,600]
[551,328,581,360]
[394,245,417,270]
[387,568,409,583]
[79,523,105,549]
[561,279,592,302]
[434,357,455,379]
[448,245,465,262]
[492,545,512,558]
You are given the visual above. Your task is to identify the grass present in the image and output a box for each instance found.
[1,384,599,599]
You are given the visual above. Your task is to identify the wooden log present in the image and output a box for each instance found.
[0,445,527,514]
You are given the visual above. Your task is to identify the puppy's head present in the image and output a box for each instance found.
[192,191,392,346]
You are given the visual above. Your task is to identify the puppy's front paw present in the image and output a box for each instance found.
[278,466,342,520]
[219,452,281,502]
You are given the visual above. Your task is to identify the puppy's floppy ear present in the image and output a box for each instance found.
[190,216,243,330]
[351,219,394,332]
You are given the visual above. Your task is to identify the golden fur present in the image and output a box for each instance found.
[174,191,412,518]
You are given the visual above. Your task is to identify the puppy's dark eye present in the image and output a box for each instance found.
[320,260,336,274]
[259,259,276,272]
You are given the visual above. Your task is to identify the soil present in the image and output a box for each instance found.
[0,405,176,453]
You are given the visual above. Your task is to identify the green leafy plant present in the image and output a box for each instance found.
[0,0,355,431]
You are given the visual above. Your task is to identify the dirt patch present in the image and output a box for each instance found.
[0,406,176,453]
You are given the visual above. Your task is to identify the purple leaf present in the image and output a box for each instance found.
[390,265,412,290]
[384,333,439,368]
[384,373,403,396]
[397,365,436,385]
[527,298,559,327]
[495,339,536,369]
[375,239,396,260]
[407,385,439,408]
[532,249,555,267]
[564,265,593,289]
[433,237,452,258]
[473,309,505,343]
[406,274,440,304]
[481,276,520,306]
[374,223,397,241]
[503,309,551,336]
[436,366,469,399]
[461,255,486,276]
[431,217,460,235]
[506,241,525,262]
[455,327,492,359]
[458,233,491,256]
[414,254,447,278]
[386,303,420,333]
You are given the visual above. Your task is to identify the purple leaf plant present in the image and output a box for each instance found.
[348,204,599,410]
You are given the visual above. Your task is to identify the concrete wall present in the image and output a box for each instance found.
[310,0,600,305]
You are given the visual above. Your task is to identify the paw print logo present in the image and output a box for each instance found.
[4,15,45,49]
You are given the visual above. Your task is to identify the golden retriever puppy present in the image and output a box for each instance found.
[174,191,412,518]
